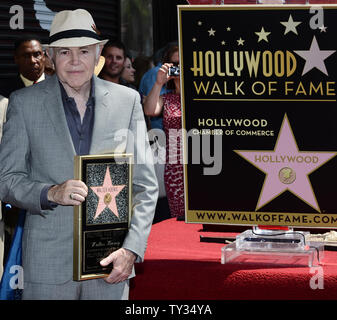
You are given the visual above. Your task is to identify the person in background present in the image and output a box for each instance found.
[0,35,48,265]
[140,44,180,222]
[121,54,136,89]
[0,35,46,98]
[143,45,184,219]
[99,40,126,85]
[138,42,177,130]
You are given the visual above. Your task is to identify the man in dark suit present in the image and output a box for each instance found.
[0,35,47,264]
[0,35,46,98]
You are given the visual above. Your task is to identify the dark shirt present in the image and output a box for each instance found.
[119,77,137,90]
[40,78,95,210]
[0,76,25,98]
[60,80,95,156]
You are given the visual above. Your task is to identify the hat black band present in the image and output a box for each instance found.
[49,29,101,44]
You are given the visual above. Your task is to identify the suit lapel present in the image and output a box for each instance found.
[42,76,115,158]
[90,77,110,154]
[43,75,76,161]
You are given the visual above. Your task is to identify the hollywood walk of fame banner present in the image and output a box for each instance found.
[178,4,337,228]
[73,154,132,281]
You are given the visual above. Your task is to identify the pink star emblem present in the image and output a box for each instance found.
[235,115,337,212]
[90,166,126,219]
[294,36,335,76]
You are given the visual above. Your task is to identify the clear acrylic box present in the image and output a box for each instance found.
[221,227,324,267]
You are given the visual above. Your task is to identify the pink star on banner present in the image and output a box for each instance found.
[90,166,126,219]
[235,115,337,212]
[294,36,335,76]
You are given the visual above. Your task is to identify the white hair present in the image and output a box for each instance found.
[95,44,100,60]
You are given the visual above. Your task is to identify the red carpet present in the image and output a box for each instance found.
[130,218,337,300]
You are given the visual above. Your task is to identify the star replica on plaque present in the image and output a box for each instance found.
[73,154,132,281]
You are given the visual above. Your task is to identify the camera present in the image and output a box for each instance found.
[168,65,180,76]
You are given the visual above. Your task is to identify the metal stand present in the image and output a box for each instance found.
[221,226,324,267]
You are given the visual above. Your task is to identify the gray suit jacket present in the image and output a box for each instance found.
[0,95,8,222]
[0,95,8,279]
[0,75,158,284]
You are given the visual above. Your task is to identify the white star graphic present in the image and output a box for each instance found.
[237,37,245,46]
[294,36,335,76]
[319,25,327,33]
[255,27,271,43]
[280,14,302,35]
[208,28,216,36]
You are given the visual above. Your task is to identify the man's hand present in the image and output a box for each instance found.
[47,179,88,206]
[100,248,137,284]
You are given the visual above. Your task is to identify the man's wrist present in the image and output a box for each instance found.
[47,185,55,202]
[123,248,137,261]
[41,185,58,210]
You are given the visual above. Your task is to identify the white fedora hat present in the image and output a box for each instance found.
[45,9,108,47]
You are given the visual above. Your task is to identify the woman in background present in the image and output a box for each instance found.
[121,55,136,88]
[143,45,184,219]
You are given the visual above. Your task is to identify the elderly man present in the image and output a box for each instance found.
[0,9,158,300]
